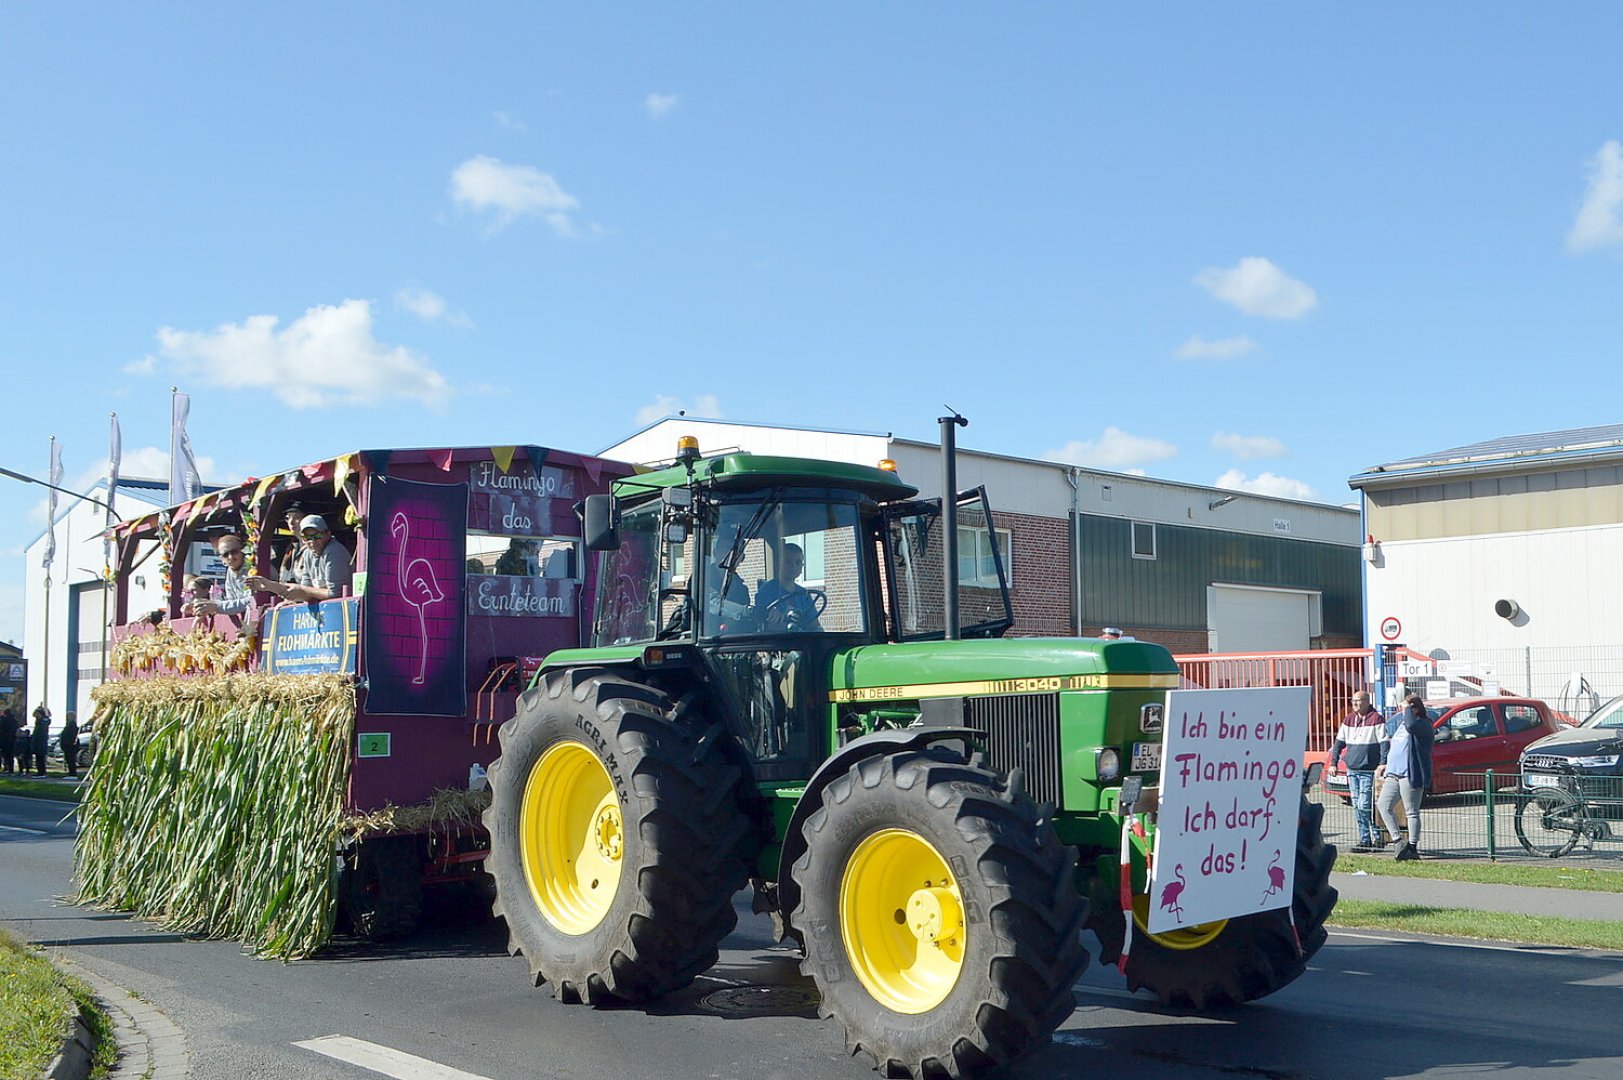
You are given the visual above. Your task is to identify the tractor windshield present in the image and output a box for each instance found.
[698,497,869,639]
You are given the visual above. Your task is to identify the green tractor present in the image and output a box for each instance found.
[482,431,1337,1078]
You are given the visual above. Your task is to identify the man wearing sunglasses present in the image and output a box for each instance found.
[248,514,352,603]
[191,533,254,618]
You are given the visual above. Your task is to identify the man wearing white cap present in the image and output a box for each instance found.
[248,514,352,602]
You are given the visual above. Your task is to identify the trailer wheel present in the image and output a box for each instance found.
[344,836,424,942]
[791,749,1088,1080]
[1091,796,1338,1009]
[483,668,748,1004]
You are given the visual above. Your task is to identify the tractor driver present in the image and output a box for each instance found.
[753,542,822,632]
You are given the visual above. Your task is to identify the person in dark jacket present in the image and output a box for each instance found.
[30,705,52,776]
[1377,693,1435,860]
[59,711,80,778]
[1326,690,1389,851]
[0,707,19,773]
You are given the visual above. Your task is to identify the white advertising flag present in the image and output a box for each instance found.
[170,390,203,505]
[42,437,63,571]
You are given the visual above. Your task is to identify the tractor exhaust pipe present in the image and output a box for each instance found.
[939,410,968,640]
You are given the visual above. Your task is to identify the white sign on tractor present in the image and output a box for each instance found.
[1149,687,1311,933]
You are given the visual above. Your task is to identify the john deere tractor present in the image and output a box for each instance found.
[483,432,1336,1078]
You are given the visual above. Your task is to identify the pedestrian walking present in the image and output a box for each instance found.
[30,704,52,776]
[0,707,18,773]
[1377,693,1435,860]
[1326,690,1389,852]
[59,710,80,778]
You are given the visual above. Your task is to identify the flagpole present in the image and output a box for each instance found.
[42,435,55,717]
[103,412,120,703]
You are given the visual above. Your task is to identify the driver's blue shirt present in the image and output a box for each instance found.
[754,579,821,630]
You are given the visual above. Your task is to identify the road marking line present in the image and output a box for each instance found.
[295,1035,495,1080]
[0,824,49,835]
[1331,929,1617,956]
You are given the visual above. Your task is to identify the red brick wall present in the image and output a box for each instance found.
[997,511,1074,638]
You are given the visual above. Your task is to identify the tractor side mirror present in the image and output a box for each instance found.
[582,494,621,551]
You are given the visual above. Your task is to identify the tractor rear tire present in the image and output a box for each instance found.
[483,668,748,1004]
[791,749,1089,1080]
[344,836,424,942]
[1090,795,1338,1010]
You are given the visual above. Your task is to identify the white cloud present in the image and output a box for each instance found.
[644,92,680,119]
[0,580,23,647]
[1567,140,1623,253]
[124,354,156,376]
[1194,257,1318,319]
[450,155,582,235]
[1211,431,1286,460]
[1214,468,1317,501]
[634,394,723,427]
[154,300,451,409]
[1175,334,1256,360]
[493,111,527,133]
[1044,427,1178,470]
[394,286,472,327]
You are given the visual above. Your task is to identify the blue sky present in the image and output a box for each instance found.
[4,5,1623,645]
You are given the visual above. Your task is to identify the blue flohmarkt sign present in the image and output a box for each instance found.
[260,598,359,675]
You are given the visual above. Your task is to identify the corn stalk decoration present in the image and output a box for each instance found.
[78,674,356,959]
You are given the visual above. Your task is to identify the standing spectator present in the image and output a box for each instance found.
[59,711,81,778]
[1326,690,1388,852]
[1100,627,1123,640]
[30,704,52,776]
[1376,694,1435,861]
[1,707,19,773]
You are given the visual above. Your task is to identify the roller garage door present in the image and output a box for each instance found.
[1207,583,1320,653]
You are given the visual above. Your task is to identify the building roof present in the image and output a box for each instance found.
[1349,423,1623,491]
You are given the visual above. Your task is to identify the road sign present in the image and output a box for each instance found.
[1380,616,1402,641]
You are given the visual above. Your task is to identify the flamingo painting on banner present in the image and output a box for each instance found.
[363,476,468,716]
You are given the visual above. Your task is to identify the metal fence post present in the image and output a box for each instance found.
[1484,770,1496,860]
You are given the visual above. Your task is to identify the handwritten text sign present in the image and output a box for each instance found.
[1148,686,1311,933]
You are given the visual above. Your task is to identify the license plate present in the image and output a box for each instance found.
[1131,741,1162,772]
[1525,773,1560,789]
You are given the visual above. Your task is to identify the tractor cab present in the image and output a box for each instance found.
[578,444,1010,781]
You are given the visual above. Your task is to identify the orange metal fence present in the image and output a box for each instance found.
[1174,649,1373,758]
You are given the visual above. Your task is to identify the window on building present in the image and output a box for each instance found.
[957,526,1012,587]
[1131,521,1157,560]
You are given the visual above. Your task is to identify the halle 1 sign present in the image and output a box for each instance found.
[1148,686,1311,934]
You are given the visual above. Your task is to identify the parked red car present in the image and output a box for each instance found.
[1325,696,1564,799]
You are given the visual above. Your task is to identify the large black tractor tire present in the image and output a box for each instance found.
[1090,796,1338,1010]
[482,668,749,1004]
[343,835,425,942]
[791,749,1089,1080]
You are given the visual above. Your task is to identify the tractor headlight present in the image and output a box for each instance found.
[1095,748,1121,782]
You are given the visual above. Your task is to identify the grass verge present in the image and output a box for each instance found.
[1329,899,1623,951]
[0,927,114,1080]
[1334,853,1623,892]
[0,775,83,803]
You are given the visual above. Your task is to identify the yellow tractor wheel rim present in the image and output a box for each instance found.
[1131,892,1228,950]
[840,829,965,1014]
[520,741,624,936]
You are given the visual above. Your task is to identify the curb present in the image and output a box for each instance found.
[43,1008,95,1080]
[49,959,190,1080]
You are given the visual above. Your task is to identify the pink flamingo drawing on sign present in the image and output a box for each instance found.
[1159,864,1187,923]
[1260,850,1285,905]
[392,512,445,685]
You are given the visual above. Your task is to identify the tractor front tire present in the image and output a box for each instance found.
[792,749,1089,1080]
[483,668,748,1004]
[1091,795,1338,1010]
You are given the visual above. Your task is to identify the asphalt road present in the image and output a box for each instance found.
[5,793,1623,1080]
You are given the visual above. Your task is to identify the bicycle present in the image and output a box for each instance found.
[1514,772,1614,857]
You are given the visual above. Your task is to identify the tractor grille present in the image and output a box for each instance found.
[964,693,1063,807]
